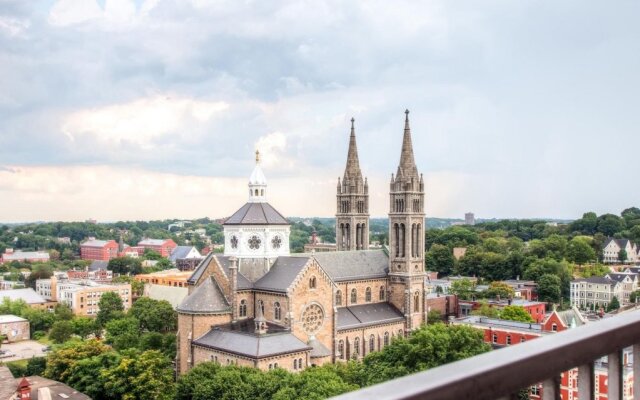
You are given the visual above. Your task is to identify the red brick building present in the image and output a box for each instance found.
[137,239,177,257]
[459,299,547,323]
[80,239,119,261]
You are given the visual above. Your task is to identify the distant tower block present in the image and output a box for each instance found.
[465,212,475,226]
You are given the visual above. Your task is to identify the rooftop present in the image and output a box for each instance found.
[224,202,289,225]
[337,303,404,330]
[81,239,112,247]
[0,314,28,324]
[139,238,172,246]
[0,288,47,304]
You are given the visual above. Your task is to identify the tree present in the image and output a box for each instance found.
[49,321,74,343]
[596,214,625,236]
[425,244,454,276]
[449,279,475,300]
[102,350,176,400]
[630,290,640,304]
[21,307,55,335]
[484,282,515,300]
[619,249,628,263]
[156,258,172,270]
[71,317,99,339]
[499,305,535,323]
[44,340,111,383]
[26,357,47,376]
[566,237,596,264]
[105,317,141,350]
[472,301,499,318]
[607,296,621,312]
[113,275,145,297]
[108,257,142,275]
[427,310,442,323]
[537,274,562,304]
[54,303,74,321]
[96,292,124,328]
[129,297,177,333]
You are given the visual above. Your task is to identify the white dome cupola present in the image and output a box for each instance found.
[249,150,267,203]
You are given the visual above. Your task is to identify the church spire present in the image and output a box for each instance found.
[343,117,363,183]
[396,109,419,181]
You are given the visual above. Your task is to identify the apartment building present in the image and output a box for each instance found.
[137,239,177,257]
[57,282,132,317]
[602,238,639,263]
[604,272,638,304]
[80,239,119,261]
[570,276,624,310]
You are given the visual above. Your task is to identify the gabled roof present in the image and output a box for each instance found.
[556,307,587,329]
[253,257,311,293]
[193,328,311,359]
[216,256,252,290]
[308,337,332,358]
[605,273,635,283]
[169,246,201,263]
[177,277,230,314]
[224,202,289,225]
[337,303,404,330]
[309,250,389,282]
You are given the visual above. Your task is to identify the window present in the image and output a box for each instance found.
[274,362,278,368]
[338,340,345,359]
[239,300,247,317]
[492,333,498,344]
[309,276,317,289]
[414,292,420,312]
[384,332,389,346]
[506,335,512,345]
[398,329,403,338]
[298,358,303,368]
[351,288,357,304]
[354,337,360,356]
[258,300,265,315]
[365,287,372,302]
[369,334,375,352]
[336,290,342,306]
[552,323,558,332]
[379,286,385,301]
[293,359,298,370]
[274,302,281,320]
[521,337,526,343]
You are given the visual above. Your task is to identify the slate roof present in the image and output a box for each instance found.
[88,260,109,272]
[169,246,200,263]
[337,303,404,330]
[556,307,587,329]
[253,257,311,292]
[224,202,289,225]
[573,276,616,285]
[216,256,253,290]
[308,337,332,358]
[309,250,389,282]
[605,273,634,283]
[187,252,214,284]
[193,328,311,358]
[0,288,47,304]
[177,277,230,314]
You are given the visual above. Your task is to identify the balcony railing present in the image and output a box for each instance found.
[331,310,640,400]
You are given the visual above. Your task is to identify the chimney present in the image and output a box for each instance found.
[229,257,238,322]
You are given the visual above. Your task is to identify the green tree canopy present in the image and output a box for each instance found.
[537,274,562,304]
[425,244,454,276]
[499,305,535,323]
[129,297,177,333]
[96,291,125,328]
[566,237,596,264]
[449,279,475,300]
[483,282,515,300]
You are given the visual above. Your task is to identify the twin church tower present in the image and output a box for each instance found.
[336,110,425,268]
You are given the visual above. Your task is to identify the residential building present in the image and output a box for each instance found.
[80,239,119,261]
[458,299,547,323]
[135,268,192,288]
[570,276,625,310]
[502,279,538,301]
[0,249,50,264]
[0,288,55,311]
[169,246,202,264]
[0,314,29,342]
[604,272,638,304]
[602,238,639,263]
[137,238,178,257]
[177,113,427,375]
[59,282,131,316]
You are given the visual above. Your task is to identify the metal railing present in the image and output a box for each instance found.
[331,310,640,400]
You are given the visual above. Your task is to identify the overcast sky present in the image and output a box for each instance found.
[1,0,639,222]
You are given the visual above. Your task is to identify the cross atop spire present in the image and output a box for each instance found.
[255,150,261,164]
[396,109,419,181]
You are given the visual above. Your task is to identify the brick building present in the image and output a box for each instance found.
[0,314,30,342]
[459,299,547,323]
[178,113,428,375]
[1,249,50,264]
[137,239,177,257]
[80,239,119,261]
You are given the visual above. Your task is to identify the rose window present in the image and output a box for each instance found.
[230,236,238,249]
[271,236,282,249]
[301,304,324,334]
[248,235,262,250]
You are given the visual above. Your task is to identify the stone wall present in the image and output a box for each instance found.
[177,312,231,375]
[336,321,405,361]
[336,278,388,307]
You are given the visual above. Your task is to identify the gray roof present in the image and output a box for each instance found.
[605,273,634,283]
[193,328,311,358]
[308,337,332,358]
[216,256,253,290]
[169,246,200,263]
[573,276,616,285]
[556,307,587,329]
[81,239,111,247]
[177,277,230,314]
[224,202,289,225]
[0,288,47,304]
[187,252,214,284]
[309,250,389,282]
[145,284,189,309]
[88,260,109,271]
[253,257,311,293]
[337,303,404,330]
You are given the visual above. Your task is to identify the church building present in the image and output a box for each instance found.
[176,110,427,374]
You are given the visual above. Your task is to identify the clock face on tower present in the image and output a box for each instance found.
[248,235,262,250]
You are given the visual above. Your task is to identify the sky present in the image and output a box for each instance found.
[0,0,639,222]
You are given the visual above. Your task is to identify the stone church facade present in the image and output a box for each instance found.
[176,111,427,374]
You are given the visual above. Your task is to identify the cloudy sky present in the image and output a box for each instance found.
[1,0,639,222]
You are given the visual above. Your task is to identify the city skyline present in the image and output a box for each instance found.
[1,1,639,222]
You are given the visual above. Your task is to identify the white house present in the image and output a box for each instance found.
[602,238,638,264]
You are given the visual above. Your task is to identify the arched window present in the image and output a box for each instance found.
[379,286,385,301]
[298,358,303,368]
[338,340,345,359]
[369,334,375,352]
[354,337,360,356]
[309,276,316,289]
[414,292,420,312]
[350,288,357,304]
[336,290,342,306]
[274,302,281,320]
[255,189,259,196]
[394,223,400,257]
[293,359,297,370]
[365,287,372,302]
[260,189,264,196]
[384,332,389,346]
[239,299,247,317]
